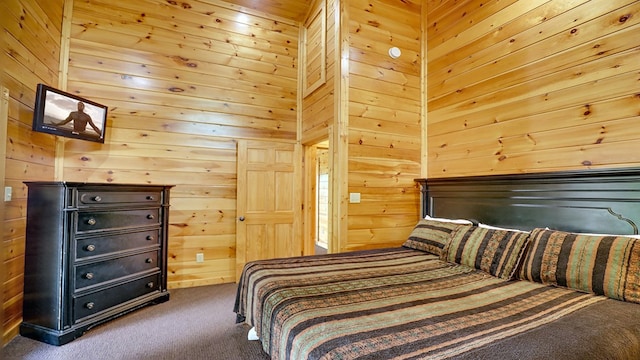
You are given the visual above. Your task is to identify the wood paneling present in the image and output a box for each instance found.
[345,0,422,251]
[0,0,307,341]
[6,0,638,348]
[0,85,7,359]
[302,0,337,145]
[62,0,299,291]
[302,0,327,97]
[1,0,301,344]
[426,0,640,177]
[1,0,64,344]
[222,0,311,22]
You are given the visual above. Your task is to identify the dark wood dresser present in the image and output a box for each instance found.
[20,182,173,345]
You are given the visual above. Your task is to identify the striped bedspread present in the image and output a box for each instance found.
[234,247,640,360]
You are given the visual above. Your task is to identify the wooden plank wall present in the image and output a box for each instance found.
[1,0,64,343]
[224,0,310,22]
[1,0,300,343]
[61,0,299,289]
[302,0,336,144]
[7,0,637,346]
[426,0,640,177]
[345,0,423,250]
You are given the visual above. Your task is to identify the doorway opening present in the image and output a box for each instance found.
[315,142,329,255]
[304,140,330,255]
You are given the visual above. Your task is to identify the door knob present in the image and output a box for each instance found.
[238,216,245,221]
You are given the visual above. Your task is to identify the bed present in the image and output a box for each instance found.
[234,168,640,360]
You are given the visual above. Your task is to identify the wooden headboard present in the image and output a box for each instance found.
[416,168,640,235]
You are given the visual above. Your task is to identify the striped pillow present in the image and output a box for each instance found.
[402,219,471,256]
[442,226,531,280]
[519,228,640,303]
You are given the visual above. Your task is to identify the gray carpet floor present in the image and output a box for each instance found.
[4,282,270,360]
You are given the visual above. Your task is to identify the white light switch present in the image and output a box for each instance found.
[4,186,11,201]
[349,192,361,204]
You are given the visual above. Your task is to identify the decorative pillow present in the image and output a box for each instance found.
[402,218,471,256]
[442,225,531,280]
[519,228,640,303]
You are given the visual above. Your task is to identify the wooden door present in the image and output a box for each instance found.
[236,140,302,280]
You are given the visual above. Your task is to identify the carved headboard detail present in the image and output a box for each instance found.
[416,168,640,235]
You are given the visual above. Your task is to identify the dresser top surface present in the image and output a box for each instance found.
[24,182,174,189]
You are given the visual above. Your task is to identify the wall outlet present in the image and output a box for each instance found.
[349,192,361,203]
[196,253,204,263]
[4,186,11,202]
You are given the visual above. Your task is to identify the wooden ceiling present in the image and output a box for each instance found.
[222,0,311,22]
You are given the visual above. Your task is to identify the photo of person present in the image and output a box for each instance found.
[42,91,105,139]
[54,101,102,136]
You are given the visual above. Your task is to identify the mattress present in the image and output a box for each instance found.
[235,247,640,360]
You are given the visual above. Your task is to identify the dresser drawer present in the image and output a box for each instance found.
[74,250,159,291]
[73,273,161,323]
[75,229,160,260]
[77,208,160,233]
[78,190,162,206]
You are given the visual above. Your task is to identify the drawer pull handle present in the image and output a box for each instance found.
[93,196,102,202]
[87,218,96,226]
[146,282,154,288]
[147,195,155,201]
[85,244,96,252]
[145,258,153,264]
[147,214,155,220]
[85,272,94,280]
[146,235,154,241]
[85,302,95,310]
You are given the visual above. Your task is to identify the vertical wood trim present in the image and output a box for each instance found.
[330,0,349,253]
[297,21,304,146]
[303,145,318,255]
[55,0,74,181]
[54,140,66,181]
[298,20,314,256]
[293,142,303,256]
[58,0,72,89]
[420,0,428,180]
[327,124,335,253]
[0,86,8,349]
[337,0,349,253]
[235,140,247,281]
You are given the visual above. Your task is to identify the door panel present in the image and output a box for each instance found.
[236,140,301,280]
